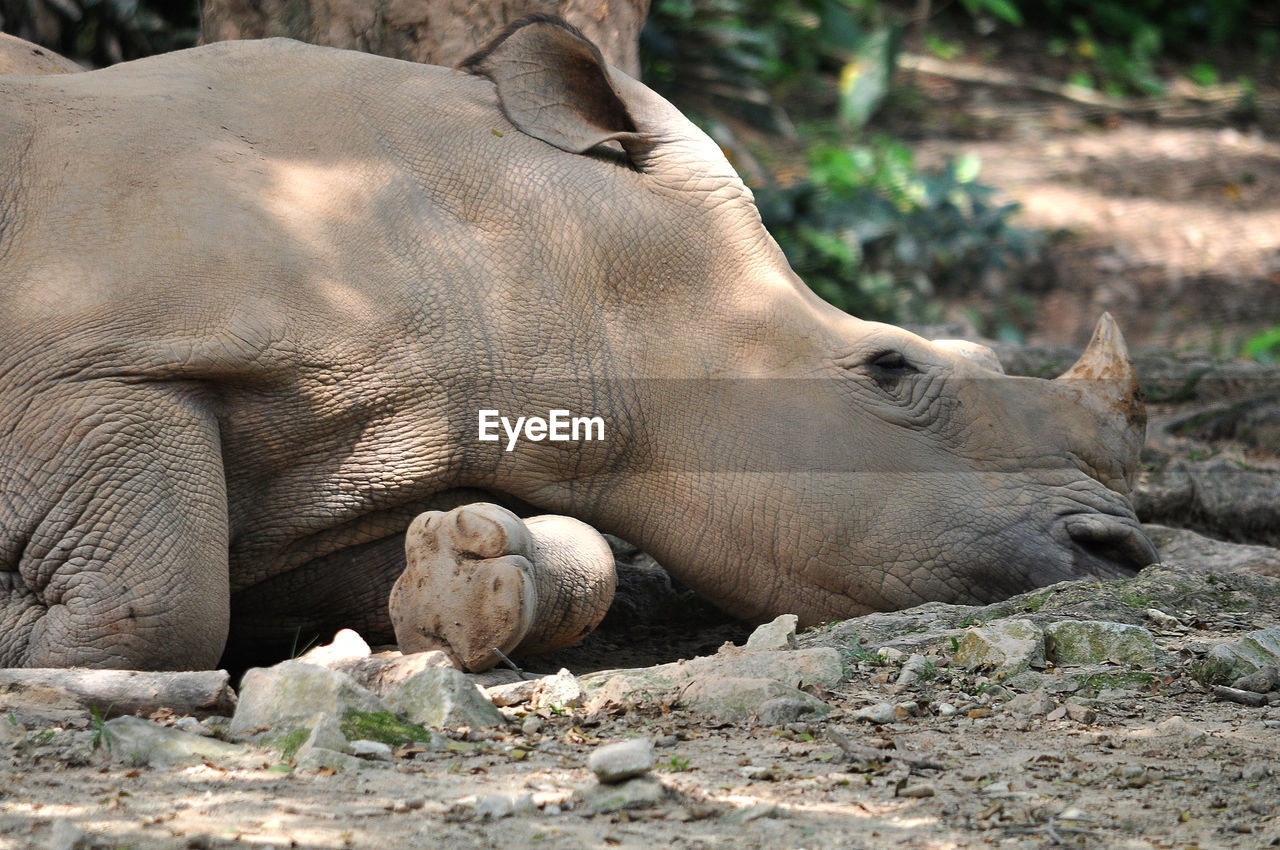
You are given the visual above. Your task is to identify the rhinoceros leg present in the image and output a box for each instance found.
[0,388,229,669]
[388,503,616,672]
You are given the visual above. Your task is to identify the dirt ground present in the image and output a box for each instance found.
[895,41,1280,355]
[3,598,1279,850]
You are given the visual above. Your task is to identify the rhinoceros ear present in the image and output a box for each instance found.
[461,15,651,159]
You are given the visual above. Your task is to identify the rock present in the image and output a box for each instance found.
[1006,689,1056,716]
[386,667,505,729]
[573,776,666,814]
[898,782,936,798]
[41,818,87,850]
[755,698,820,726]
[1144,608,1181,628]
[533,669,584,709]
[1150,715,1206,745]
[1233,665,1280,693]
[1206,628,1280,681]
[1135,460,1280,548]
[1043,620,1162,667]
[679,676,829,723]
[292,714,348,760]
[744,614,799,651]
[1064,703,1097,724]
[936,702,958,717]
[474,792,536,820]
[581,645,844,708]
[851,703,896,724]
[348,739,394,761]
[295,746,370,772]
[954,619,1045,674]
[1143,525,1280,576]
[321,651,456,699]
[297,628,372,666]
[588,737,655,783]
[101,716,247,767]
[172,716,214,737]
[229,661,387,738]
[896,654,931,687]
[485,678,542,707]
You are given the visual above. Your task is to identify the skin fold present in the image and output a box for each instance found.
[0,19,1156,670]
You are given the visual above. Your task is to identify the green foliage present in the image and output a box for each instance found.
[758,139,1040,322]
[659,753,692,772]
[90,704,113,752]
[645,0,1040,323]
[339,710,432,747]
[959,1,1273,97]
[1241,326,1280,364]
[0,0,198,65]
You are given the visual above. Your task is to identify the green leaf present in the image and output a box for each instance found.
[837,28,900,131]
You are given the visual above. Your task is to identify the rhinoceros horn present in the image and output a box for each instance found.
[1054,313,1146,488]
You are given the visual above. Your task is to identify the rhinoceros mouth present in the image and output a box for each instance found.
[1061,513,1159,578]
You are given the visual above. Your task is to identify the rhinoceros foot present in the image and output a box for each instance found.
[389,504,616,672]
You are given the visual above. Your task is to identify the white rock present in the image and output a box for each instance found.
[387,667,504,729]
[229,661,387,738]
[572,776,666,814]
[851,702,896,724]
[101,716,247,767]
[533,669,585,709]
[474,793,536,820]
[588,737,655,783]
[298,628,372,666]
[348,739,393,761]
[745,614,799,651]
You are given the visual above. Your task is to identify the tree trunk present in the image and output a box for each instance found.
[199,0,650,77]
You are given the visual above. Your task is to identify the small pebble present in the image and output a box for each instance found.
[851,703,896,725]
[898,782,935,798]
[348,740,393,761]
[588,738,655,784]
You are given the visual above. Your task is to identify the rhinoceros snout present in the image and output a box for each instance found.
[1061,513,1159,578]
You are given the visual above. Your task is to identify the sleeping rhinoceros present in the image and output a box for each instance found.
[0,17,1157,671]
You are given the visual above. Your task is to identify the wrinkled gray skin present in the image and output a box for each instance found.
[0,19,1156,670]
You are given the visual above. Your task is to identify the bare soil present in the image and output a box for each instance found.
[3,602,1279,850]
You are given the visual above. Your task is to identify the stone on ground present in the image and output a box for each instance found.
[744,614,799,651]
[573,776,666,814]
[588,737,655,783]
[679,676,830,723]
[102,716,247,767]
[229,661,387,738]
[954,619,1045,673]
[1043,620,1162,666]
[386,667,504,729]
[1207,627,1280,681]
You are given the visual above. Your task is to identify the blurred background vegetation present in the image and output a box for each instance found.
[2,0,1277,358]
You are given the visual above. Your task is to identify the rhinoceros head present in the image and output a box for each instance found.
[462,18,1157,625]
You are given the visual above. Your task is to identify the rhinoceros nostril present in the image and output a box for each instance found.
[1063,514,1159,577]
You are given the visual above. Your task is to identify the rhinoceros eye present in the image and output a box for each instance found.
[870,351,908,371]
